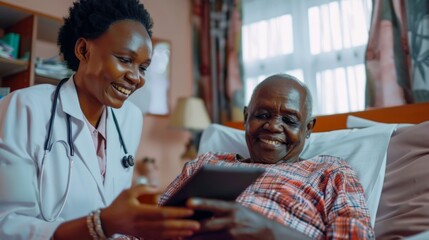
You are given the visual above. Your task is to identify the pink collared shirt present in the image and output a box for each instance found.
[83,108,107,182]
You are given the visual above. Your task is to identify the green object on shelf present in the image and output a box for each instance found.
[20,51,29,61]
[0,87,10,99]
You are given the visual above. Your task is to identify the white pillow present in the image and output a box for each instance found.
[346,115,413,129]
[198,123,398,226]
[346,115,385,128]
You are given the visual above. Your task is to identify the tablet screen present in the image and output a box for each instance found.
[163,164,264,219]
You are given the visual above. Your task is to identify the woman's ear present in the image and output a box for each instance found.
[75,38,89,62]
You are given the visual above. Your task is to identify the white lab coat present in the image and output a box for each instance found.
[0,77,143,239]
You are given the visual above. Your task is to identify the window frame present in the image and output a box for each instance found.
[241,0,371,115]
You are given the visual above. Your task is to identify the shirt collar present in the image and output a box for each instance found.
[97,108,107,139]
[83,107,107,140]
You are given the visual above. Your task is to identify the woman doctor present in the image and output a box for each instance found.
[0,0,200,239]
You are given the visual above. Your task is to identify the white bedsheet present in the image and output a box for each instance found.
[405,231,429,240]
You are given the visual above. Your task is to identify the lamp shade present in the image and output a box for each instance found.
[169,97,211,130]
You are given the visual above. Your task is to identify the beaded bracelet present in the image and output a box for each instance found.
[87,208,140,240]
[86,211,98,240]
[93,208,107,239]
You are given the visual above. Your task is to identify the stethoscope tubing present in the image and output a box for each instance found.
[39,79,74,222]
[39,143,73,222]
[44,79,74,156]
[38,78,132,222]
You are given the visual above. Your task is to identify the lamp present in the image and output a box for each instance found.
[169,97,211,159]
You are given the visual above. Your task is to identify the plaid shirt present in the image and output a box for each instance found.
[159,152,374,239]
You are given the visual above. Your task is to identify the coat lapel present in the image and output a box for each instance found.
[104,109,119,203]
[59,78,107,205]
[104,108,134,204]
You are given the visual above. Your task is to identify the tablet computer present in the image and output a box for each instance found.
[163,164,264,219]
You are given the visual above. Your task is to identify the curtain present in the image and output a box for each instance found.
[365,0,429,108]
[192,0,244,124]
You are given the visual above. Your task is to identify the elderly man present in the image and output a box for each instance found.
[160,74,374,239]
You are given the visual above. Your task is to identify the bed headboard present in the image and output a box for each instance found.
[224,102,429,132]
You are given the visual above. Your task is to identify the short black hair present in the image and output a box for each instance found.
[58,0,154,71]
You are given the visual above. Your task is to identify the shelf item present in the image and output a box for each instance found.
[0,87,10,99]
[35,69,70,80]
[1,32,20,59]
[35,56,73,81]
[0,2,63,91]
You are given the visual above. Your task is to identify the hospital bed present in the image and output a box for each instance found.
[199,102,429,239]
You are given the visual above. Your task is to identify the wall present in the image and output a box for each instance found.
[1,0,73,18]
[138,0,193,189]
[2,0,194,189]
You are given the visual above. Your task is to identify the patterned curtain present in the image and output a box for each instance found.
[192,0,244,124]
[365,0,429,108]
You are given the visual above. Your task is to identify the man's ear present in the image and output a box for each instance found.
[305,117,316,138]
[75,38,89,62]
[243,106,248,124]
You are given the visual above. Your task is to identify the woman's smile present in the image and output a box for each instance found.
[111,82,132,96]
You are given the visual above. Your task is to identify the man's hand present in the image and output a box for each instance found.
[186,198,273,240]
[186,198,312,240]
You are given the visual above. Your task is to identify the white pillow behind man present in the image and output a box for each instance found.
[198,123,398,227]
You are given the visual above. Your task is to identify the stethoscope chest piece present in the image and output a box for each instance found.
[110,107,134,169]
[122,155,135,168]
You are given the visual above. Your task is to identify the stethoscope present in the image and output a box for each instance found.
[38,78,134,222]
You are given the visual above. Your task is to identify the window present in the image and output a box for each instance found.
[242,0,372,115]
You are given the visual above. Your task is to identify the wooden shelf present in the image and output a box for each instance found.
[0,56,28,78]
[0,4,31,29]
[1,2,65,91]
[35,73,64,85]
